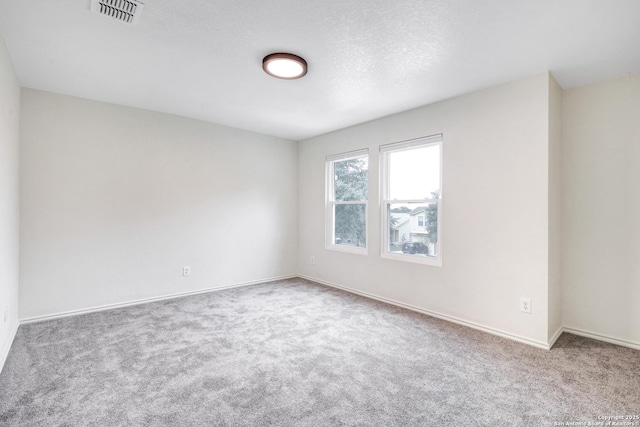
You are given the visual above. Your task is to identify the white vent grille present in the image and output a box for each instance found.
[90,0,144,25]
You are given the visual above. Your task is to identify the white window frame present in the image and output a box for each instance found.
[380,134,442,266]
[325,149,369,255]
[325,148,371,255]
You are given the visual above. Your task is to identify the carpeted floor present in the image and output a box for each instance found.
[0,278,638,426]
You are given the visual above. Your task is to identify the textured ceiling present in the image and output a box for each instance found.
[1,0,639,140]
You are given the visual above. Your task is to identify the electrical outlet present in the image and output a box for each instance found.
[520,298,532,314]
[310,256,315,265]
[183,266,191,277]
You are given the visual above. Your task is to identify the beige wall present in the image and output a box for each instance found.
[19,89,298,320]
[7,67,639,351]
[0,36,20,371]
[548,75,563,342]
[562,74,640,347]
[299,73,554,347]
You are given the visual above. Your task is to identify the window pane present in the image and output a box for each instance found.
[389,144,440,200]
[387,202,438,257]
[334,203,366,248]
[334,157,368,202]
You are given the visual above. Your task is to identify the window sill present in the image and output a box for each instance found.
[380,251,442,267]
[326,244,368,256]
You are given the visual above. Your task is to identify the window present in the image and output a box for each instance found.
[380,135,442,265]
[326,149,368,253]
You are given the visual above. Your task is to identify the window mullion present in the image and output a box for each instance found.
[382,198,433,204]
[335,200,367,205]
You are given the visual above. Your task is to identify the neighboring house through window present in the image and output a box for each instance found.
[325,149,369,254]
[380,135,442,265]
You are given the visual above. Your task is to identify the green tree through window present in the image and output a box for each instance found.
[327,153,368,250]
[425,191,439,245]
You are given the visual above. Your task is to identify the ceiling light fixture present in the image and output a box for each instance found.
[262,53,308,80]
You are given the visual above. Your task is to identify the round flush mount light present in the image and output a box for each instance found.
[262,53,308,79]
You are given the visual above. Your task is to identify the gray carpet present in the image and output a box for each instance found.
[0,278,638,426]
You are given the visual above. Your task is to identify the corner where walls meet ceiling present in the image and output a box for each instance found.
[1,0,639,140]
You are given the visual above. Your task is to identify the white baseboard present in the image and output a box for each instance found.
[14,274,640,354]
[20,275,296,325]
[548,325,564,349]
[299,275,552,350]
[0,320,20,374]
[562,326,640,351]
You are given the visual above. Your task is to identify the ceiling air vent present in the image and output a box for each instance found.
[90,0,144,26]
